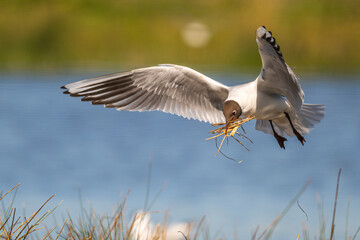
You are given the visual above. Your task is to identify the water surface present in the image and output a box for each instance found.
[0,73,359,239]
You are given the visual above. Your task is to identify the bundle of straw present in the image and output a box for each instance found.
[206,116,255,156]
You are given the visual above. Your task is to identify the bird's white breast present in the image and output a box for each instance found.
[226,81,258,117]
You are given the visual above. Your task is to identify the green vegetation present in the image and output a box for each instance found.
[0,0,359,73]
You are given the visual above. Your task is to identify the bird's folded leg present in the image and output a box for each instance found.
[269,120,287,149]
[284,112,306,145]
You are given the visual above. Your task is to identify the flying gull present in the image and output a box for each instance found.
[62,26,325,149]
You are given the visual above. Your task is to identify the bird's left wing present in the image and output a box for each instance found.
[62,64,229,124]
[255,26,304,110]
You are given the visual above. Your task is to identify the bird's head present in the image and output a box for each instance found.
[222,100,242,134]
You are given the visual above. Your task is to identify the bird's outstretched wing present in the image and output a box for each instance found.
[62,64,229,124]
[255,26,304,110]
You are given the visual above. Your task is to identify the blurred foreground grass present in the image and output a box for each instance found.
[0,0,359,73]
[1,169,359,239]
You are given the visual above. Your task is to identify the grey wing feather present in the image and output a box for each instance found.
[255,26,304,110]
[62,64,229,124]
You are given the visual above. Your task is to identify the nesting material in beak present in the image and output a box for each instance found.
[207,116,255,156]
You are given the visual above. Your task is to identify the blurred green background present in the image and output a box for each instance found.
[1,0,359,73]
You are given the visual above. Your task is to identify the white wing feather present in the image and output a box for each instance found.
[62,64,229,124]
[255,26,304,110]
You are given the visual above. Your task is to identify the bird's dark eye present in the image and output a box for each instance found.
[232,110,236,115]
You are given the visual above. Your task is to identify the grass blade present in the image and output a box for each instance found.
[330,168,342,240]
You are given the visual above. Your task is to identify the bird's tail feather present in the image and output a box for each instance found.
[255,104,325,137]
[298,104,325,130]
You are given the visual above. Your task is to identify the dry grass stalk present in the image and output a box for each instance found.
[1,168,357,240]
[0,184,62,240]
[206,116,255,155]
[330,168,342,240]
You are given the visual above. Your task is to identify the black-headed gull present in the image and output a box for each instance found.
[62,26,325,149]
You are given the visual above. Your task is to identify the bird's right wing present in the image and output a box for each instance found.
[256,26,304,110]
[62,64,229,124]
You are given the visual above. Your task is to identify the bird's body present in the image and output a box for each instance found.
[227,80,291,120]
[62,26,325,149]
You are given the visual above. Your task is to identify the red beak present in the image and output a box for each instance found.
[225,122,230,135]
[225,117,233,136]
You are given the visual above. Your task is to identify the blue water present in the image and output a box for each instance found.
[0,73,359,239]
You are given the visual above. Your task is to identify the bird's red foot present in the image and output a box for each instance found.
[295,132,306,146]
[275,134,287,149]
[269,120,287,149]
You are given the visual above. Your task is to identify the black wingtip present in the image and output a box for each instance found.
[274,44,280,51]
[81,96,93,102]
[61,85,67,89]
[262,28,284,60]
[105,104,115,108]
[92,100,105,105]
[63,90,70,94]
